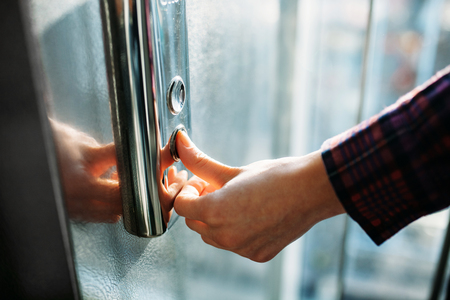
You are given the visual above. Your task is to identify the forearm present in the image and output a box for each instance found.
[293,151,345,226]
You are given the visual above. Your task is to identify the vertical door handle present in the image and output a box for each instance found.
[101,0,191,237]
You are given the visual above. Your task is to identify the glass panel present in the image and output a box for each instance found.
[343,0,450,299]
[290,0,450,299]
[290,1,371,299]
[185,0,283,299]
[362,0,450,120]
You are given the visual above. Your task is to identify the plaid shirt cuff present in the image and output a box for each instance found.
[321,66,450,245]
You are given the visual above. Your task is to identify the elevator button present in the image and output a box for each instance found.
[167,76,185,115]
[169,124,187,162]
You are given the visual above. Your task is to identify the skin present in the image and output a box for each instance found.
[51,120,186,223]
[173,131,346,263]
[51,119,122,223]
[50,119,342,261]
[159,140,188,224]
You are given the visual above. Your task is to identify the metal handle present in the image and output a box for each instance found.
[101,0,191,237]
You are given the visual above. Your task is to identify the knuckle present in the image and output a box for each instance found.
[251,250,276,263]
[184,218,194,230]
[174,198,190,217]
[224,166,242,179]
[201,235,214,247]
[173,199,181,214]
[194,151,210,169]
[174,199,188,216]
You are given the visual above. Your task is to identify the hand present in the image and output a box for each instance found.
[159,141,188,224]
[51,119,187,224]
[174,131,345,262]
[50,119,122,223]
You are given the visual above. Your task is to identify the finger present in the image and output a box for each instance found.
[163,209,172,225]
[176,131,240,188]
[86,143,117,176]
[160,168,186,202]
[167,166,177,182]
[182,175,209,195]
[162,170,187,204]
[174,176,210,220]
[159,169,188,223]
[164,174,169,191]
[200,184,217,196]
[160,140,175,174]
[86,178,121,204]
[239,239,280,263]
[167,170,188,194]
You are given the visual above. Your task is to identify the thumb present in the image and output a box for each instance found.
[176,131,240,188]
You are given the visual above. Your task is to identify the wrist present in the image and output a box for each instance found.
[300,150,346,225]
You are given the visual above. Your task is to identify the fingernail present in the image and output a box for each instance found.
[177,130,191,147]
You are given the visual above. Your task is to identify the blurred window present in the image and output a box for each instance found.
[290,1,450,300]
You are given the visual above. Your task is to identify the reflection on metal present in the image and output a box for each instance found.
[169,124,187,162]
[167,76,186,115]
[101,0,191,237]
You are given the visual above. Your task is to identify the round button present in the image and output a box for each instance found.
[169,124,187,162]
[167,76,186,115]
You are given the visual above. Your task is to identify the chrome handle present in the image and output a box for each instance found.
[101,0,191,237]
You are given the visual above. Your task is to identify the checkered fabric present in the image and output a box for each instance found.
[321,66,450,245]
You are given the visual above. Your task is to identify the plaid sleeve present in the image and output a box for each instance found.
[321,66,450,245]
